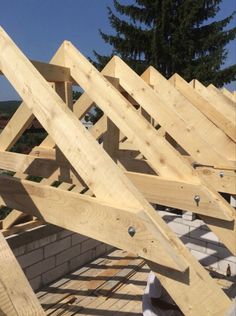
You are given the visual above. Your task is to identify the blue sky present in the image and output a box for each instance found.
[0,0,235,100]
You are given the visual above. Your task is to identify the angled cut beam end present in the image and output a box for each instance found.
[141,66,152,84]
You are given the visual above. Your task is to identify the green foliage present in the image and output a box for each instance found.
[10,132,46,153]
[72,89,103,124]
[0,100,21,116]
[94,0,236,87]
[72,90,82,101]
[0,206,12,220]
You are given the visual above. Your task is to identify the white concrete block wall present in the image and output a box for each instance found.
[159,210,236,276]
[6,224,113,291]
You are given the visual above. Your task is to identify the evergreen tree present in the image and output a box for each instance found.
[94,0,236,87]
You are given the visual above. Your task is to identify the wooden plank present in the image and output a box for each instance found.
[2,219,43,237]
[45,251,136,316]
[0,150,234,220]
[52,43,235,312]
[2,209,26,229]
[168,73,236,162]
[42,252,145,316]
[190,79,236,142]
[112,58,234,167]
[40,256,110,313]
[0,231,45,316]
[87,253,136,292]
[97,258,145,297]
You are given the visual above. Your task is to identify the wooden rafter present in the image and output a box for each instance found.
[141,67,235,164]
[169,73,236,161]
[207,84,236,106]
[190,79,236,142]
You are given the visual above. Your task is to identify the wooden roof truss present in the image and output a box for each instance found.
[0,27,235,315]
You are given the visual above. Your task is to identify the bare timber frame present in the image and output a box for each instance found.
[0,26,235,316]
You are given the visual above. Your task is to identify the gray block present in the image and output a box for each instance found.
[17,248,44,269]
[26,257,55,279]
[44,236,71,257]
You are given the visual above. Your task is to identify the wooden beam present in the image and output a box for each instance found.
[2,209,26,229]
[1,59,72,82]
[1,219,43,237]
[168,73,236,162]
[0,150,234,221]
[0,103,34,151]
[0,231,45,316]
[207,84,236,105]
[196,167,236,195]
[190,79,236,142]
[126,172,235,221]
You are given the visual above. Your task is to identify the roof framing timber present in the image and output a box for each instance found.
[189,79,236,142]
[0,26,235,315]
[0,150,234,220]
